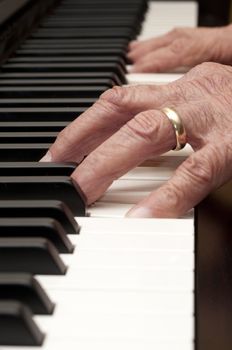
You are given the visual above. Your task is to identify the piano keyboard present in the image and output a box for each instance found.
[0,1,197,349]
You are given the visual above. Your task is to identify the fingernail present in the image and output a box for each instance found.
[129,67,136,73]
[40,151,52,162]
[129,66,139,73]
[129,40,137,48]
[126,206,153,218]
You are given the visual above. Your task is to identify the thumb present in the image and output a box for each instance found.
[126,142,232,218]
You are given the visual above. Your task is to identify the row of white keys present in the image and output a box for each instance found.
[2,217,194,350]
[36,216,194,350]
[138,1,198,39]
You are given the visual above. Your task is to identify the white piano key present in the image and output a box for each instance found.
[47,289,193,315]
[99,179,164,203]
[88,199,194,217]
[61,249,194,269]
[35,312,193,341]
[76,217,194,234]
[138,2,198,39]
[37,266,194,291]
[121,166,174,180]
[2,340,193,350]
[70,232,194,251]
[87,202,133,217]
[126,73,184,85]
[102,179,165,192]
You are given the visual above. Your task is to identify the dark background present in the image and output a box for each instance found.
[198,0,231,26]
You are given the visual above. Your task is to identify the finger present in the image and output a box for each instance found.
[126,141,232,218]
[128,31,176,62]
[40,86,160,162]
[128,40,140,50]
[41,98,129,163]
[71,109,176,204]
[40,84,185,163]
[130,44,183,73]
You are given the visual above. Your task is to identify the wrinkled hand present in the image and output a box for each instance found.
[128,25,232,73]
[41,62,232,218]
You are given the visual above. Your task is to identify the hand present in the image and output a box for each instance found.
[128,25,232,73]
[41,62,232,218]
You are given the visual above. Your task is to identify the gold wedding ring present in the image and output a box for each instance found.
[162,107,187,151]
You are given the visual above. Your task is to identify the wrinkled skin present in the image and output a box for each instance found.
[41,62,232,218]
[128,25,232,73]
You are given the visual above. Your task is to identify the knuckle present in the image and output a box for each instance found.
[158,183,183,216]
[94,96,118,113]
[196,61,215,70]
[186,62,232,97]
[92,96,129,121]
[124,110,161,144]
[190,62,219,77]
[99,85,138,111]
[99,86,124,103]
[178,153,213,186]
[170,27,183,36]
[170,38,186,55]
[167,83,188,103]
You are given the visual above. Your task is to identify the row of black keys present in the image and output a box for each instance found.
[0,0,145,124]
[0,163,83,345]
[0,0,148,346]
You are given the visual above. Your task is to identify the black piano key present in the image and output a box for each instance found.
[0,121,69,132]
[0,301,44,346]
[56,0,146,4]
[0,98,96,108]
[58,0,146,4]
[0,86,109,98]
[0,162,76,176]
[0,72,123,85]
[1,63,127,84]
[0,176,86,216]
[0,107,86,122]
[9,56,127,66]
[57,1,146,9]
[0,217,74,254]
[0,273,54,315]
[22,42,128,50]
[61,0,145,2]
[0,78,116,87]
[51,8,140,15]
[0,237,67,275]
[0,143,51,161]
[31,27,134,39]
[61,0,146,3]
[0,200,79,234]
[41,20,138,31]
[56,2,144,8]
[22,38,129,48]
[48,16,143,27]
[15,48,127,61]
[2,61,126,71]
[0,132,57,143]
[43,16,137,23]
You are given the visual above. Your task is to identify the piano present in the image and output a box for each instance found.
[0,1,231,350]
